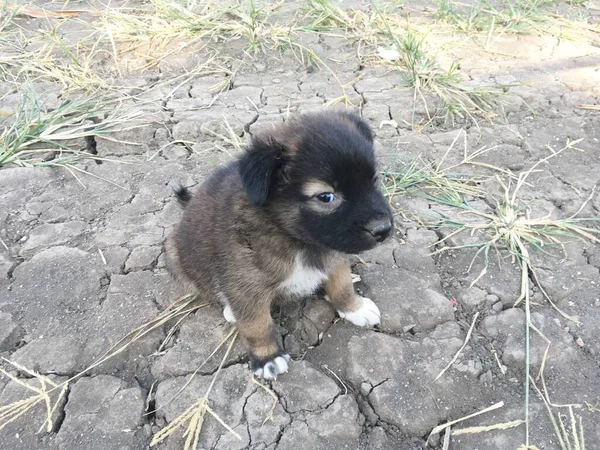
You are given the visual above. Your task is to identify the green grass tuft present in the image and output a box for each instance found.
[0,85,142,168]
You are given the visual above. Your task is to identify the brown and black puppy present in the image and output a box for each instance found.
[165,110,393,380]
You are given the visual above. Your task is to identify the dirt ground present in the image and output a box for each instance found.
[1,0,599,449]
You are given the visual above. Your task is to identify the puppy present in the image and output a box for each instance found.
[165,110,393,380]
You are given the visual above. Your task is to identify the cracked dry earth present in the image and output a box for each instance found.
[2,2,600,450]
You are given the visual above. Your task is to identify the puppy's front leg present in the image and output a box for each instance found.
[325,261,380,327]
[230,299,290,380]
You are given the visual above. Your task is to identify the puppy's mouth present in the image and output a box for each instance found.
[332,225,394,255]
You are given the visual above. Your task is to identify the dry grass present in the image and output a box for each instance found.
[434,311,479,382]
[299,0,508,123]
[371,8,507,125]
[0,16,108,92]
[0,85,143,169]
[428,400,507,439]
[3,0,595,127]
[0,294,276,450]
[382,129,498,214]
[431,138,599,317]
[0,295,209,434]
[150,328,241,450]
[1,1,598,448]
[1,0,511,122]
[0,360,69,434]
[428,138,598,447]
[433,0,600,46]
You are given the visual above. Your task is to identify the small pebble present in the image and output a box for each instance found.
[485,294,499,305]
[360,382,371,396]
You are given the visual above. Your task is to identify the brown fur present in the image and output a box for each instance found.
[165,110,393,377]
[324,260,362,313]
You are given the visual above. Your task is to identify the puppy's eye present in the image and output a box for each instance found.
[316,193,335,203]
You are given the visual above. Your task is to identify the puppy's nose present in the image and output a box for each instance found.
[364,218,392,242]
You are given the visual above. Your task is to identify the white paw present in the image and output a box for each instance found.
[223,304,236,323]
[338,297,381,327]
[253,354,291,380]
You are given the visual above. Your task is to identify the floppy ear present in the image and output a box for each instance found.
[338,111,373,143]
[239,134,288,206]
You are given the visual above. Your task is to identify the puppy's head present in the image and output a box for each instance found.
[239,110,393,254]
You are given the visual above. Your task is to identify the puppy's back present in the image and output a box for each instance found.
[167,162,244,294]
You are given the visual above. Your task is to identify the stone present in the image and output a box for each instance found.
[302,297,336,332]
[0,375,66,450]
[125,246,161,272]
[485,294,500,305]
[244,388,291,447]
[305,395,362,439]
[98,246,129,274]
[283,333,303,357]
[20,221,86,257]
[452,251,522,306]
[354,72,395,93]
[20,164,135,223]
[11,335,84,374]
[96,205,165,247]
[154,365,253,449]
[272,361,340,413]
[6,247,105,337]
[392,235,441,287]
[151,306,245,380]
[428,129,464,146]
[0,168,57,215]
[495,74,517,84]
[218,86,263,108]
[588,246,600,269]
[0,252,11,286]
[130,193,164,215]
[534,264,598,305]
[163,144,190,160]
[83,271,168,372]
[276,395,363,450]
[275,420,322,450]
[189,76,225,98]
[479,370,493,384]
[0,311,23,351]
[405,228,439,247]
[459,286,488,308]
[344,325,489,436]
[57,375,147,450]
[171,121,200,141]
[480,309,580,371]
[359,237,400,266]
[356,265,454,333]
[98,124,157,157]
[137,163,194,201]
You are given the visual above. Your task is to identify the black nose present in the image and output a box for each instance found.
[364,218,392,242]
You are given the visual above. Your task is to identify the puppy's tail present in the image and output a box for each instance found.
[173,183,192,208]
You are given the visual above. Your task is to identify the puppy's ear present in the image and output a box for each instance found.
[239,133,288,206]
[338,111,373,143]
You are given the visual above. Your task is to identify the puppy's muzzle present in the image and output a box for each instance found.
[364,218,393,243]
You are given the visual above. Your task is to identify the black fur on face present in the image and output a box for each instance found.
[238,110,394,254]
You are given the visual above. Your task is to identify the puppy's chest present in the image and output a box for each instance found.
[279,255,329,297]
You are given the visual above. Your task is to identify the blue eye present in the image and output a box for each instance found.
[316,193,335,203]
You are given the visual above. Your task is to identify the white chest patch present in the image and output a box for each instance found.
[280,254,328,297]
